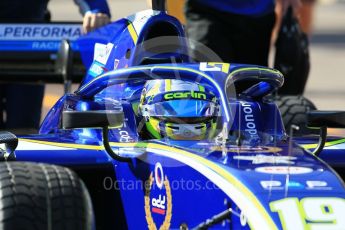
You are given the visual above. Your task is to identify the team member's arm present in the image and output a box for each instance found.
[74,0,111,33]
[277,0,302,15]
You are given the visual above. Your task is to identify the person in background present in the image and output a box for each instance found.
[74,0,111,33]
[275,0,316,38]
[0,0,110,134]
[184,0,301,66]
[298,0,316,36]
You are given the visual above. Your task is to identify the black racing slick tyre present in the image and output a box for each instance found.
[275,95,317,135]
[0,162,93,230]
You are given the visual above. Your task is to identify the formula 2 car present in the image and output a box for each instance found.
[1,7,345,230]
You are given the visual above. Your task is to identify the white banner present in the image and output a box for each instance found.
[0,24,82,41]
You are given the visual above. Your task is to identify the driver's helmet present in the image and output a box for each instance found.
[138,79,220,140]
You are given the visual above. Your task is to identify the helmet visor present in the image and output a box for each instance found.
[142,99,218,119]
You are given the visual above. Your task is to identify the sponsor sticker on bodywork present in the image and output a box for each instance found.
[255,166,313,174]
[234,155,296,164]
[145,162,172,229]
[94,42,114,65]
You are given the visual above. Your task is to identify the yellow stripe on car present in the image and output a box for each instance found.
[165,79,172,91]
[19,138,104,150]
[208,62,230,73]
[113,142,277,230]
[32,64,278,228]
[302,138,345,150]
[127,23,138,44]
[19,138,277,229]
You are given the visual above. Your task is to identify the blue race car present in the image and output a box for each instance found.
[1,9,345,230]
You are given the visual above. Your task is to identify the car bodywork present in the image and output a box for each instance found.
[2,10,345,230]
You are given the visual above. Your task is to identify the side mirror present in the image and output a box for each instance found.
[306,111,345,156]
[307,111,345,129]
[62,110,131,162]
[62,110,124,129]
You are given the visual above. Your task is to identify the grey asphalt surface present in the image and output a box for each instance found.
[44,0,345,118]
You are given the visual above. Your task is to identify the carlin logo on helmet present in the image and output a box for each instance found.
[145,162,172,230]
[164,91,206,100]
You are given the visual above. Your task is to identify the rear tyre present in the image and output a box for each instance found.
[274,95,317,135]
[0,162,93,230]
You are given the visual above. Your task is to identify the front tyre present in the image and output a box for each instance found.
[275,95,317,135]
[0,162,93,230]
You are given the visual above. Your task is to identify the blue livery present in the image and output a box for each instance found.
[5,9,345,230]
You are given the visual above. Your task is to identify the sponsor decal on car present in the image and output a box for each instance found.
[306,180,327,188]
[260,180,304,190]
[306,181,332,190]
[154,162,164,190]
[286,181,304,189]
[210,146,282,153]
[127,10,160,37]
[94,42,114,65]
[255,166,313,174]
[240,101,260,140]
[260,180,282,189]
[88,61,107,77]
[144,162,172,230]
[114,59,120,69]
[164,91,206,100]
[234,154,296,164]
[270,197,345,230]
[199,62,230,73]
